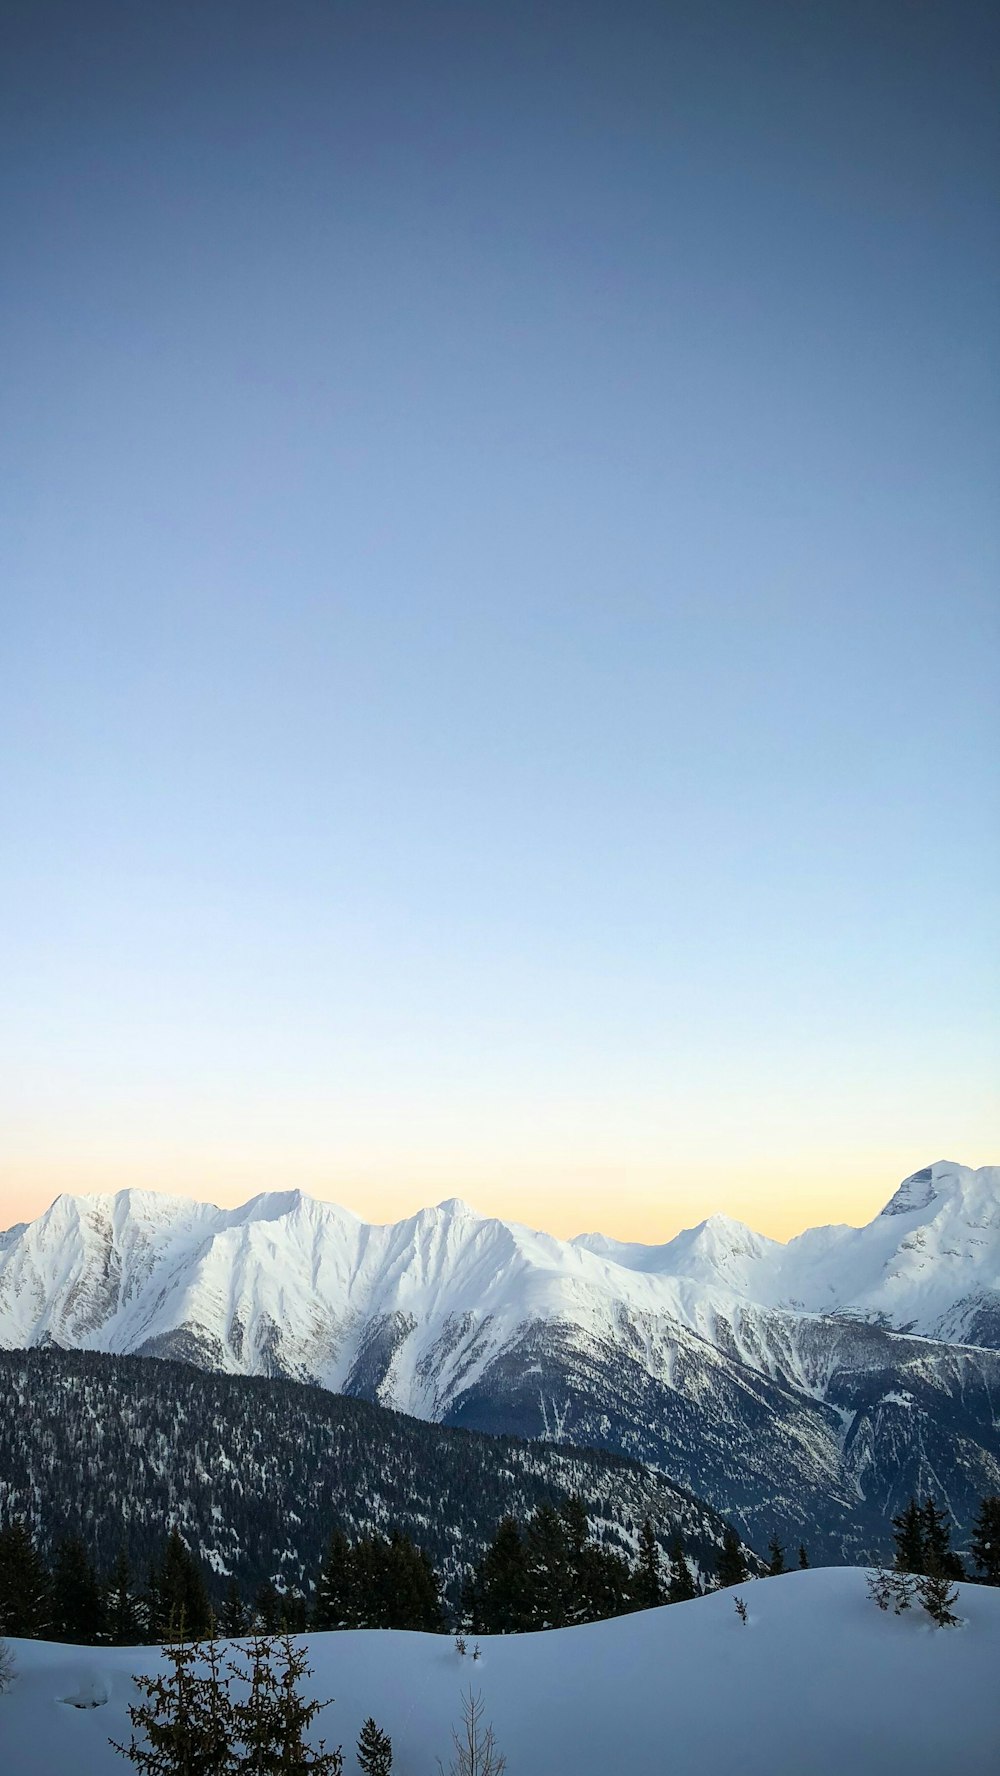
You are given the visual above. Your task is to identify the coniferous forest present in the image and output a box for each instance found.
[0,1347,741,1616]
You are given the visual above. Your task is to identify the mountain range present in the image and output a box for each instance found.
[2,1159,998,1558]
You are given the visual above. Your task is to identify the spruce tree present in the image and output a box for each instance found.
[891,1497,926,1574]
[920,1497,964,1580]
[356,1717,392,1776]
[970,1494,1000,1585]
[473,1518,530,1635]
[313,1531,353,1631]
[0,1518,52,1638]
[220,1578,248,1639]
[107,1548,142,1646]
[524,1505,571,1629]
[111,1626,236,1775]
[666,1530,697,1604]
[633,1517,663,1610]
[715,1526,749,1589]
[559,1498,592,1626]
[766,1537,785,1577]
[158,1529,212,1640]
[233,1631,342,1774]
[797,1544,809,1570]
[52,1534,105,1643]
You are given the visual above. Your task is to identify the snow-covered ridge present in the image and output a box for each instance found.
[3,1571,999,1776]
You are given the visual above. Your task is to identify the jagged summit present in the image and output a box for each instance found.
[880,1162,943,1217]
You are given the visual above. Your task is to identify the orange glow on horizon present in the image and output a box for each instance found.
[2,1147,987,1246]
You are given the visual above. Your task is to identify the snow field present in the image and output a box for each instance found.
[2,1568,998,1776]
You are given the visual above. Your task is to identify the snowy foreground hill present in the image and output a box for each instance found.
[2,1571,999,1776]
[2,1160,999,1557]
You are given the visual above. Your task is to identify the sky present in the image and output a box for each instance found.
[1,0,997,1243]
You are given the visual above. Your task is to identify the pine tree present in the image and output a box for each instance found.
[666,1530,697,1604]
[766,1537,785,1577]
[633,1517,663,1610]
[0,1518,51,1638]
[715,1526,749,1589]
[356,1717,392,1776]
[970,1494,1000,1585]
[891,1497,926,1574]
[797,1544,809,1570]
[52,1534,105,1643]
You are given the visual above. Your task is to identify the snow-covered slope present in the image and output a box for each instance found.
[1,1163,998,1558]
[2,1570,998,1776]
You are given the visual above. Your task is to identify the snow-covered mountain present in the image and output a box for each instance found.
[575,1161,1000,1347]
[1,1161,998,1557]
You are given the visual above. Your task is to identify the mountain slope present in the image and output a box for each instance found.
[0,1347,741,1603]
[1,1162,998,1557]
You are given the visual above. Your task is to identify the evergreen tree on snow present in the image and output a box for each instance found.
[715,1526,749,1589]
[51,1533,105,1643]
[0,1518,51,1638]
[107,1548,142,1646]
[314,1530,353,1630]
[666,1530,698,1603]
[157,1528,213,1640]
[356,1717,392,1776]
[633,1516,663,1609]
[920,1497,964,1581]
[891,1497,927,1574]
[111,1626,235,1775]
[766,1537,785,1576]
[970,1494,1000,1585]
[917,1562,961,1628]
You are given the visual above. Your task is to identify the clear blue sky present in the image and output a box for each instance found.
[2,1,997,1238]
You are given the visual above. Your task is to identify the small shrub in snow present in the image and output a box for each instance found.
[472,1643,481,1661]
[890,1570,916,1614]
[455,1636,467,1656]
[866,1565,893,1611]
[733,1596,748,1625]
[0,1637,14,1693]
[440,1687,506,1776]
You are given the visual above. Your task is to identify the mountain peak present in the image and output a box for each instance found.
[877,1161,975,1219]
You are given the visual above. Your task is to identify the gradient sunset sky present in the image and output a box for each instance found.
[2,1,997,1243]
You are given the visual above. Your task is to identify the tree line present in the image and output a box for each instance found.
[3,1490,996,1648]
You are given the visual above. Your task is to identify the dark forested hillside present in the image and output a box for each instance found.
[0,1348,744,1608]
